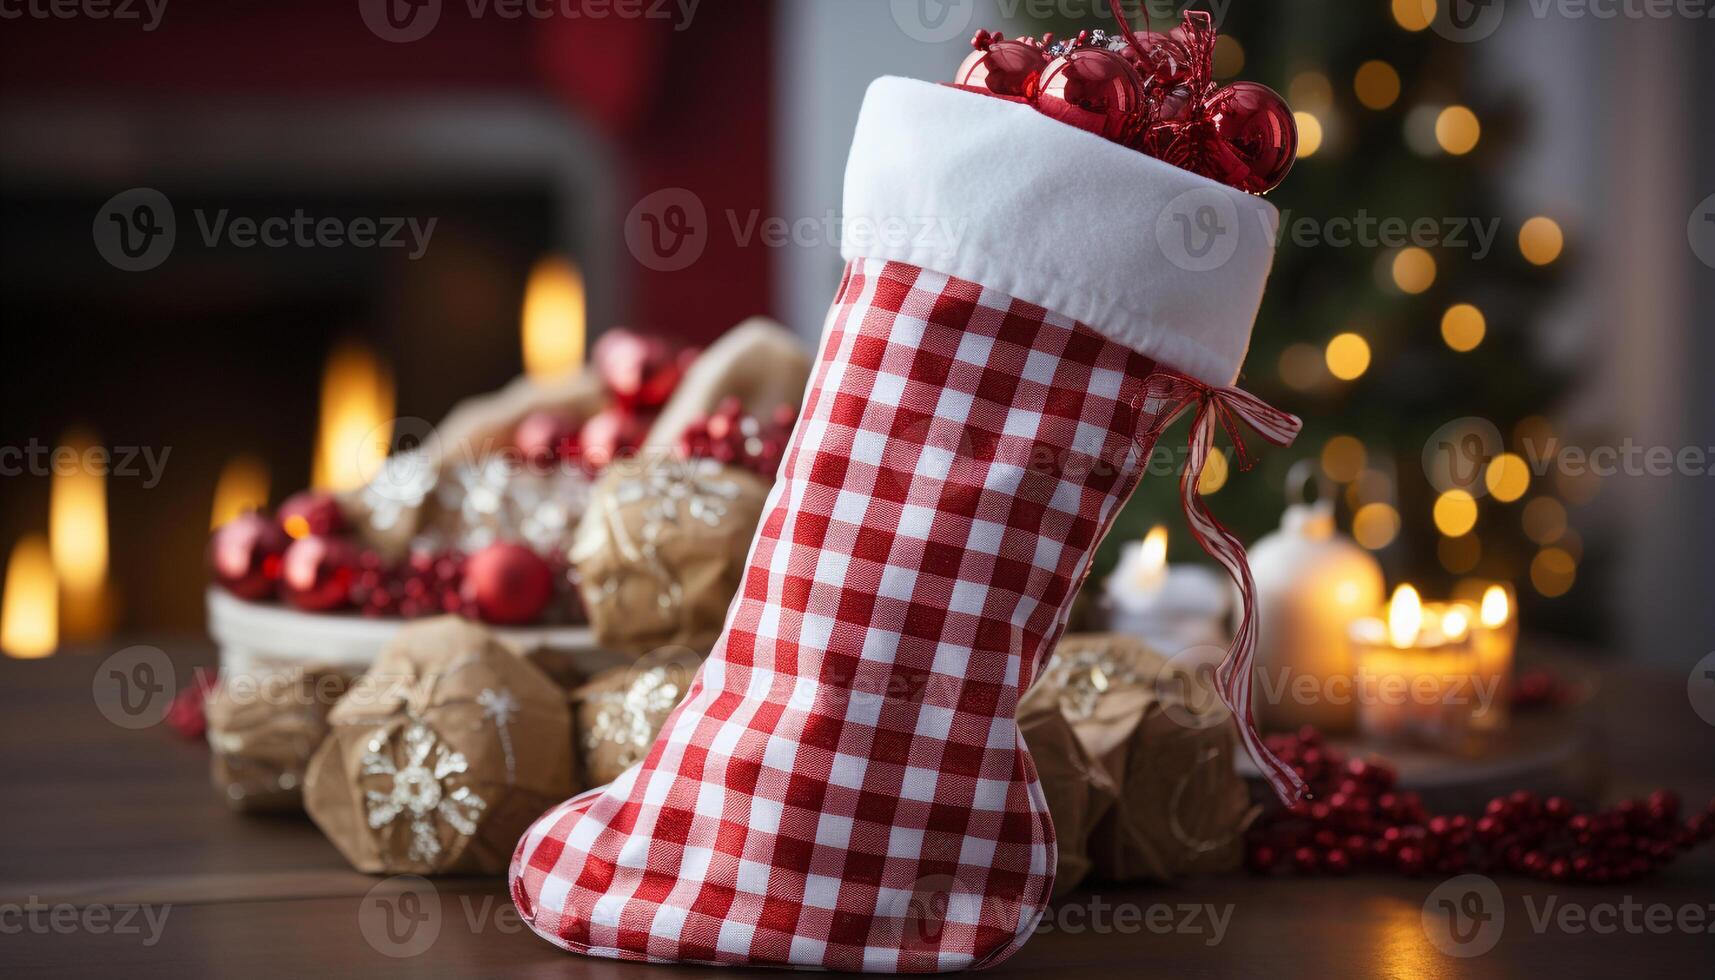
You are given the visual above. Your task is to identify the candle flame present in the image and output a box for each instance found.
[1141,525,1168,573]
[312,342,394,492]
[521,256,586,380]
[1480,585,1510,628]
[211,454,270,530]
[1441,607,1470,640]
[1387,584,1422,648]
[50,429,107,594]
[1,535,57,658]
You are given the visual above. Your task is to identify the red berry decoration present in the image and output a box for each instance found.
[1035,48,1145,142]
[277,490,347,540]
[208,512,290,601]
[461,542,553,626]
[279,534,358,612]
[955,35,1048,100]
[514,409,581,468]
[676,397,797,479]
[165,668,216,741]
[1244,727,1715,884]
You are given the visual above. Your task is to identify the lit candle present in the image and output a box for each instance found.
[1349,585,1480,750]
[1103,525,1231,656]
[521,256,586,381]
[1466,584,1517,731]
[51,429,112,641]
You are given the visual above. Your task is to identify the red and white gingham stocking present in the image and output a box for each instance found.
[512,78,1301,973]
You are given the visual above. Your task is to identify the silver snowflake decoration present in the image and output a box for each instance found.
[361,450,437,532]
[361,720,487,865]
[585,666,688,771]
[425,457,591,555]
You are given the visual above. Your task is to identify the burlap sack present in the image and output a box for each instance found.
[1044,634,1256,882]
[571,458,769,657]
[303,617,574,875]
[1018,676,1120,898]
[206,664,352,813]
[642,317,811,452]
[571,647,703,788]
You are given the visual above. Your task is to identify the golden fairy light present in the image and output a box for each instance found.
[1531,546,1577,597]
[1441,303,1486,352]
[1212,36,1244,79]
[51,429,110,639]
[1393,0,1435,32]
[1354,61,1401,110]
[521,256,587,380]
[1433,489,1479,537]
[1325,332,1372,381]
[1484,452,1531,503]
[211,454,270,530]
[1294,112,1325,158]
[1198,449,1230,495]
[312,342,395,492]
[1519,217,1565,266]
[1434,105,1481,155]
[1391,246,1437,293]
[1353,502,1401,550]
[1278,342,1328,391]
[1321,435,1367,484]
[1,535,57,659]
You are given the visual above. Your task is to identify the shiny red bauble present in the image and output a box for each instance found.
[461,542,554,626]
[279,534,358,612]
[1196,81,1296,195]
[578,404,652,472]
[208,512,290,601]
[514,409,581,467]
[955,38,1049,99]
[1035,48,1145,142]
[277,490,347,540]
[593,329,688,409]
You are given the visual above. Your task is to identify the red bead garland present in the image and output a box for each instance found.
[1245,727,1715,883]
[676,397,796,480]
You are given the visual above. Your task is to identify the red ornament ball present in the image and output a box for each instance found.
[955,38,1048,99]
[578,404,653,472]
[461,542,554,626]
[208,512,290,601]
[1198,81,1296,194]
[279,534,358,612]
[1036,48,1145,142]
[277,490,347,540]
[514,409,581,467]
[593,329,688,409]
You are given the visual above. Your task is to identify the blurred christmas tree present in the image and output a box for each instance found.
[1035,2,1586,634]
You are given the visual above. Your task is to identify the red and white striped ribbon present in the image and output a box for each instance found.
[1141,371,1309,806]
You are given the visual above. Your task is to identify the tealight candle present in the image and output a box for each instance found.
[1462,583,1518,731]
[1103,525,1231,656]
[1349,585,1480,750]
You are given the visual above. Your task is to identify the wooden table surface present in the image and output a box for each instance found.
[4,636,1713,978]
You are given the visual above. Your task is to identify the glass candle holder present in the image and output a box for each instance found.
[1349,588,1481,751]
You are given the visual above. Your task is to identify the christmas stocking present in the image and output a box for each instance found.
[512,76,1303,972]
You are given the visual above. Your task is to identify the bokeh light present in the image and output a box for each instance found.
[1289,71,1333,110]
[1325,332,1372,381]
[1198,448,1230,494]
[1213,36,1245,79]
[1354,60,1401,110]
[1438,533,1482,574]
[1521,496,1568,544]
[1392,246,1437,293]
[1433,489,1479,536]
[1531,547,1577,597]
[1484,452,1531,502]
[1393,0,1435,31]
[1279,342,1328,391]
[1295,112,1325,158]
[1519,216,1564,265]
[1353,502,1402,550]
[1434,105,1481,155]
[1440,303,1487,352]
[1321,435,1367,483]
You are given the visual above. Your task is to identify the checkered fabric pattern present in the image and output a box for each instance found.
[511,258,1183,972]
